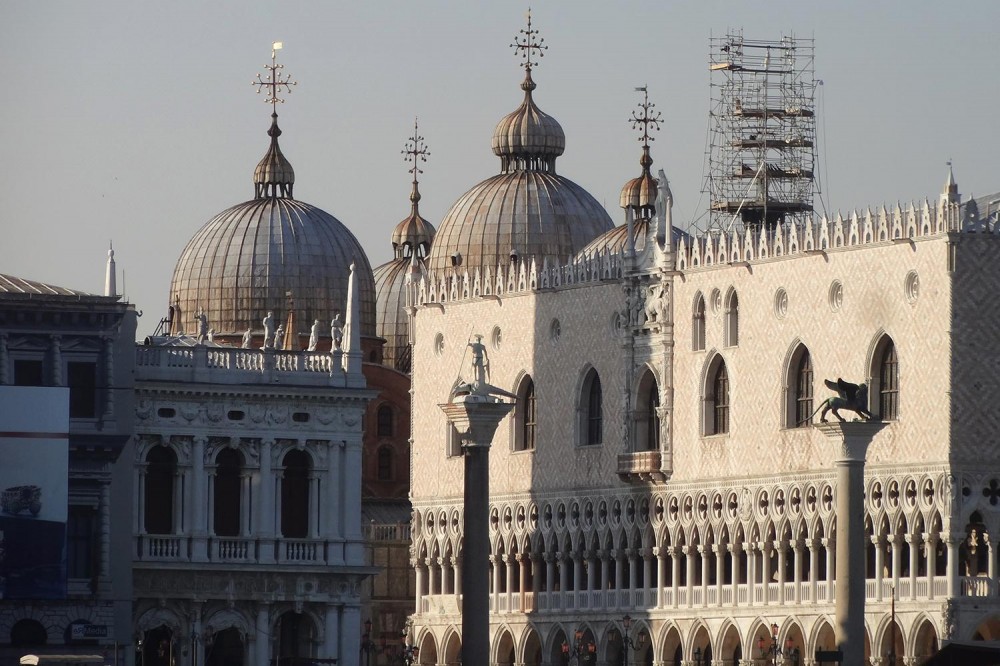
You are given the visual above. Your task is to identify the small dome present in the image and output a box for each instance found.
[254,114,295,199]
[391,182,436,259]
[619,146,657,213]
[427,171,613,274]
[374,256,422,373]
[491,71,566,173]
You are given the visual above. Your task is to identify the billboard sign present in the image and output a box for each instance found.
[0,386,69,599]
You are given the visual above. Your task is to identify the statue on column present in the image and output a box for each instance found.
[330,314,344,351]
[262,312,276,349]
[816,378,875,423]
[451,334,514,400]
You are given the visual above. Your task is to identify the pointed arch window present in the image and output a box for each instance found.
[879,340,899,420]
[513,376,537,451]
[693,293,706,351]
[703,357,730,436]
[724,290,739,347]
[636,369,661,451]
[784,345,814,429]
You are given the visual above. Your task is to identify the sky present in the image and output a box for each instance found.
[2,1,998,337]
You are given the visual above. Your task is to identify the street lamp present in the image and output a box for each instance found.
[757,625,799,666]
[620,615,646,666]
[361,619,376,666]
[693,647,704,666]
[561,630,596,665]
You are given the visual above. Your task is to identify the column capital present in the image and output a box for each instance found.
[815,421,887,462]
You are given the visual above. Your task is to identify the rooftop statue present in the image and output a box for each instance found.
[195,311,209,344]
[816,378,875,423]
[274,325,285,350]
[451,334,516,401]
[262,311,276,349]
[330,314,343,351]
[241,327,252,349]
[308,319,322,351]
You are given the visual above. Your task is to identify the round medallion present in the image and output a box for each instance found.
[905,270,920,304]
[774,288,789,319]
[829,280,844,312]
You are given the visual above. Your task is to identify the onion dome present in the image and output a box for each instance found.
[427,16,612,274]
[620,145,658,215]
[391,180,436,259]
[169,55,375,342]
[254,113,295,198]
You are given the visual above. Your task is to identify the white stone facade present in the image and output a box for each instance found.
[407,193,1000,665]
[132,345,375,666]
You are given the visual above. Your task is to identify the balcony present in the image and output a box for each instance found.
[617,451,669,483]
[135,346,350,387]
[134,535,334,565]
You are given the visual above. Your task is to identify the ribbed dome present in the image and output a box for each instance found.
[620,145,657,214]
[170,198,376,340]
[491,71,565,173]
[576,217,692,258]
[391,182,436,259]
[427,171,613,274]
[374,256,421,373]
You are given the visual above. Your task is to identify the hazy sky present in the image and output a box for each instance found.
[3,1,998,337]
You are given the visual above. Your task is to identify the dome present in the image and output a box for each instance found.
[391,182,436,259]
[576,217,692,258]
[427,170,613,274]
[428,59,612,274]
[374,256,421,373]
[169,115,375,341]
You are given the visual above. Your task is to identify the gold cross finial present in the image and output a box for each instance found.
[630,86,662,147]
[253,41,297,113]
[511,8,547,71]
[402,118,430,183]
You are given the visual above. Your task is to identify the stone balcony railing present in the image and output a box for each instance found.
[617,450,668,483]
[135,345,358,387]
[134,534,343,565]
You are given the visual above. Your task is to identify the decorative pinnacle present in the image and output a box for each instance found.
[510,8,547,72]
[630,86,662,148]
[253,41,297,113]
[402,117,430,183]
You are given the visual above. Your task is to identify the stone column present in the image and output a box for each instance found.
[699,545,709,606]
[326,440,343,563]
[439,395,514,666]
[890,534,902,596]
[793,539,803,604]
[874,535,885,601]
[808,539,819,604]
[816,421,886,666]
[258,439,275,563]
[776,540,787,603]
[255,603,271,666]
[670,547,680,608]
[762,541,773,604]
[746,543,756,607]
[655,547,666,608]
[643,548,653,597]
[684,545,695,606]
[454,555,463,597]
[102,336,115,419]
[729,544,739,605]
[323,603,340,660]
[191,437,208,561]
[926,533,937,599]
[341,605,362,666]
[714,544,725,607]
[559,552,570,596]
[945,532,962,599]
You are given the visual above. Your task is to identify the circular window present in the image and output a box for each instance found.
[550,318,561,343]
[829,280,844,312]
[434,332,444,356]
[711,288,723,315]
[491,326,502,350]
[774,288,789,319]
[905,270,920,304]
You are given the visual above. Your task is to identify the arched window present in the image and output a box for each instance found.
[213,448,243,537]
[795,351,813,427]
[693,293,706,351]
[879,340,899,420]
[377,446,393,481]
[784,345,814,428]
[704,357,730,436]
[724,290,739,347]
[580,369,602,446]
[144,445,177,535]
[281,449,310,538]
[635,369,660,451]
[513,376,536,451]
[276,611,314,661]
[377,404,394,438]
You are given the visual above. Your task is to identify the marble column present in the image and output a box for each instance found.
[255,603,270,666]
[816,421,886,666]
[191,437,208,561]
[323,603,340,660]
[258,439,275,563]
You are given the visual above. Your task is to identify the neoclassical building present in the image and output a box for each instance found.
[406,22,1000,666]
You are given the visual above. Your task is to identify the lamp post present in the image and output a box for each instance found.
[361,619,375,666]
[561,630,596,666]
[757,625,800,666]
[620,615,645,666]
[693,647,703,666]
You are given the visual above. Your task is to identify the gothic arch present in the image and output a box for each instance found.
[700,350,731,436]
[136,606,183,634]
[782,340,814,428]
[203,608,253,641]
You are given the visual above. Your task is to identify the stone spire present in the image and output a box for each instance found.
[343,262,363,381]
[941,161,960,205]
[104,241,117,297]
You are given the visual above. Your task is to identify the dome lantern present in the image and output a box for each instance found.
[619,86,663,217]
[252,42,297,199]
[392,118,436,259]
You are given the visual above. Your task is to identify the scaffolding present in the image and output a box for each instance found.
[706,31,817,233]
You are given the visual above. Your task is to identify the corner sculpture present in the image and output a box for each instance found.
[262,311,276,349]
[816,378,875,422]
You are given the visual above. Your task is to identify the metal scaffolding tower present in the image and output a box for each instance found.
[706,31,817,233]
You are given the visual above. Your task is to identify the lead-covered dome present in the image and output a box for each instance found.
[427,61,612,274]
[169,114,375,341]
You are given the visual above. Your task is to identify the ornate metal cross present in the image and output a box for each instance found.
[630,86,662,146]
[253,42,297,112]
[402,118,430,180]
[510,9,547,71]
